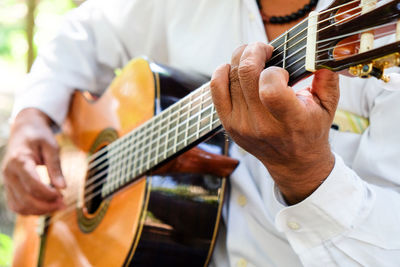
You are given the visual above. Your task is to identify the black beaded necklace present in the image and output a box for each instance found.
[256,0,318,24]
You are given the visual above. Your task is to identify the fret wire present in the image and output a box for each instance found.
[154,117,161,167]
[209,104,215,131]
[196,87,206,139]
[164,108,171,160]
[283,31,287,69]
[173,101,182,153]
[184,94,192,147]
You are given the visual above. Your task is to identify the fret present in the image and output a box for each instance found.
[152,117,161,168]
[134,129,143,176]
[163,109,171,160]
[283,31,288,69]
[128,131,137,180]
[209,104,215,131]
[184,94,192,147]
[196,87,206,139]
[173,101,182,153]
[130,131,140,178]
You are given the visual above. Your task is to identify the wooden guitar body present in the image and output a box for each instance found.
[12,58,237,267]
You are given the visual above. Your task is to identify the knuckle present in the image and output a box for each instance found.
[259,85,280,103]
[233,44,247,57]
[238,59,260,79]
[210,76,219,91]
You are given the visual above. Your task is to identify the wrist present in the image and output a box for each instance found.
[15,108,53,127]
[266,149,335,205]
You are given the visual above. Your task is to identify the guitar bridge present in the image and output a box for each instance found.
[349,52,400,82]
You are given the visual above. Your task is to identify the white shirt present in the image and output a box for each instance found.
[13,0,400,266]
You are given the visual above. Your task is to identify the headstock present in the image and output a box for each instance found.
[311,0,400,82]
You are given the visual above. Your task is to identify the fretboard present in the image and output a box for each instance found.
[95,16,311,198]
[98,82,220,197]
[267,18,310,85]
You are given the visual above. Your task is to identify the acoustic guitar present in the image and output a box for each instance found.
[11,0,400,266]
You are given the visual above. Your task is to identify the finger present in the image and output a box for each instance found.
[4,177,64,215]
[229,45,248,110]
[311,69,340,117]
[238,42,274,107]
[11,157,62,201]
[41,139,66,189]
[231,44,248,67]
[210,64,232,121]
[259,66,303,121]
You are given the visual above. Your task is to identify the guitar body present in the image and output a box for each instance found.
[12,58,235,267]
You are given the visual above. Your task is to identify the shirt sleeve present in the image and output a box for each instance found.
[12,0,133,125]
[272,90,400,266]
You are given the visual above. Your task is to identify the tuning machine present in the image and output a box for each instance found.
[349,52,400,82]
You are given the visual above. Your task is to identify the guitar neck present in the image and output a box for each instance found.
[99,17,310,197]
[100,82,221,197]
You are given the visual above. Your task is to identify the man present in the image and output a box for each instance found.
[3,0,400,266]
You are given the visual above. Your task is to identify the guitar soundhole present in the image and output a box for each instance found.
[85,149,109,214]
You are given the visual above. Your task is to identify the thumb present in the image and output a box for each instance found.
[311,69,340,117]
[41,139,66,189]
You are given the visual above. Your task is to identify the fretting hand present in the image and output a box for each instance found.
[210,42,339,205]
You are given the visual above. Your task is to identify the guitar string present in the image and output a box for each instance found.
[84,0,376,177]
[45,109,220,227]
[53,31,398,231]
[86,0,364,170]
[83,96,215,198]
[47,6,397,227]
[85,0,366,165]
[83,90,214,196]
[81,21,398,209]
[268,0,362,63]
[86,8,395,188]
[85,2,368,177]
[83,18,397,194]
[84,87,212,190]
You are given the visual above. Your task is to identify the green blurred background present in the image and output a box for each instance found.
[0,0,81,265]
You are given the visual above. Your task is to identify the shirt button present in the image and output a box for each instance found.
[237,195,247,206]
[287,221,301,230]
[237,258,247,267]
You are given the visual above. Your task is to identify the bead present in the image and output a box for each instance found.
[270,17,278,23]
[303,4,311,12]
[289,13,297,21]
[282,15,291,23]
[276,16,284,24]
[296,9,306,17]
[262,0,318,24]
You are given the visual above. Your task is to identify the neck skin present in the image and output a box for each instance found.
[259,0,314,40]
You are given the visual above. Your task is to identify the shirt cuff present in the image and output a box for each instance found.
[12,82,72,127]
[272,153,373,254]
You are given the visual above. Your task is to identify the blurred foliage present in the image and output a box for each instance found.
[0,0,76,69]
[0,233,12,267]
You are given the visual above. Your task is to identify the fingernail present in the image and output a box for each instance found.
[56,176,67,188]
